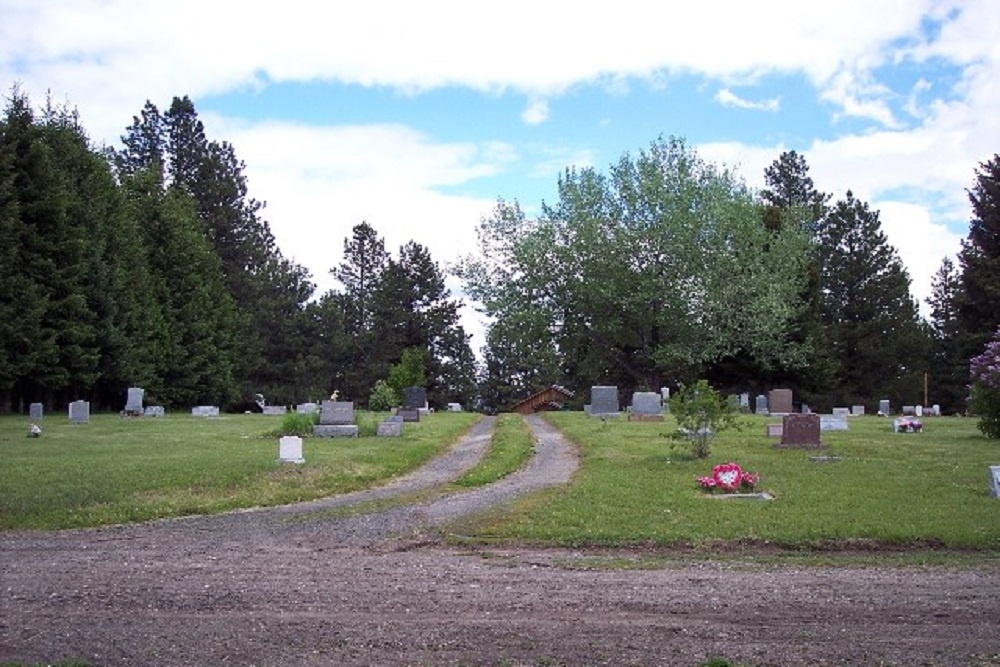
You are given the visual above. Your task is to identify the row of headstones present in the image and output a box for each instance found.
[584,387,667,420]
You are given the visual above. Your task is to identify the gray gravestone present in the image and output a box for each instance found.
[262,406,286,415]
[29,403,43,420]
[377,420,403,437]
[766,423,783,438]
[314,400,359,437]
[68,400,90,424]
[879,399,890,415]
[447,403,462,412]
[296,402,319,414]
[851,405,865,416]
[144,406,164,417]
[768,389,793,415]
[124,387,144,414]
[902,405,916,415]
[191,406,220,417]
[832,407,851,419]
[820,414,849,431]
[590,386,620,416]
[398,409,420,422]
[915,405,924,417]
[989,466,1000,498]
[739,393,749,409]
[403,387,428,410]
[780,413,822,447]
[278,436,304,464]
[631,392,662,415]
[931,404,941,416]
[755,394,768,415]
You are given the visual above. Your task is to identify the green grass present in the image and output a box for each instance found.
[452,413,535,487]
[0,411,479,530]
[459,412,1000,550]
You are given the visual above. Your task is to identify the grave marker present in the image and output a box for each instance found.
[590,386,620,417]
[278,436,304,464]
[68,400,90,424]
[851,405,865,416]
[630,391,663,422]
[779,413,822,448]
[820,414,849,431]
[123,387,144,416]
[755,394,769,415]
[989,466,1000,499]
[403,387,428,410]
[879,399,890,415]
[768,388,793,415]
[314,400,359,437]
[377,420,404,437]
[29,403,43,420]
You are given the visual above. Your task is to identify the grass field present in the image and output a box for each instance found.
[0,410,479,530]
[459,412,1000,551]
[3,410,999,554]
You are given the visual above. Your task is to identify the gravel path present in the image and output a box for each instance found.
[2,414,999,666]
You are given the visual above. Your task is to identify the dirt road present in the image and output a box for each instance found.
[2,415,998,666]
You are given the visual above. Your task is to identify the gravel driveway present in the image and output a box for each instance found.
[2,414,999,666]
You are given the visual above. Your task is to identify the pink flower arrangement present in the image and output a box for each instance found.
[697,462,760,493]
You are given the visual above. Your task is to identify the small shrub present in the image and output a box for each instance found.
[278,411,318,437]
[970,326,1000,438]
[368,379,400,412]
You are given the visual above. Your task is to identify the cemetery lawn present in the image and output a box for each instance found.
[0,411,479,530]
[461,412,1000,551]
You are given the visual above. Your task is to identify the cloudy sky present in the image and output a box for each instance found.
[3,0,997,346]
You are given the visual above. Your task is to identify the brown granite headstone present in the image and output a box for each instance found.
[779,413,822,448]
[768,388,794,415]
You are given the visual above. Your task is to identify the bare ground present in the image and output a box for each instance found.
[2,415,999,666]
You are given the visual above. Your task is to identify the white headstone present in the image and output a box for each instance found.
[278,436,304,463]
[851,405,865,416]
[915,405,923,417]
[879,399,890,415]
[29,403,43,420]
[832,407,851,418]
[989,466,1000,498]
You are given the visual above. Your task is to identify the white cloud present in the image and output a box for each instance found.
[715,88,780,112]
[521,100,550,125]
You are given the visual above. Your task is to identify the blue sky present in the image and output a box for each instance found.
[3,0,998,348]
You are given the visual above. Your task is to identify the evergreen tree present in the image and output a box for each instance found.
[926,257,969,413]
[957,155,1000,361]
[818,191,930,405]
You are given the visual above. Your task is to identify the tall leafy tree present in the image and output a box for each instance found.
[818,191,930,405]
[459,137,812,398]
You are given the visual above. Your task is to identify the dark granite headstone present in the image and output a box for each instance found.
[780,413,822,448]
[399,409,421,422]
[768,388,793,415]
[403,387,427,410]
[590,386,620,416]
[755,394,768,414]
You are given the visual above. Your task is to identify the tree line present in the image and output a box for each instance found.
[3,86,997,416]
[464,137,999,415]
[0,87,474,413]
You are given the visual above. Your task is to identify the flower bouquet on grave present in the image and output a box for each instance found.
[696,462,760,494]
[895,416,923,433]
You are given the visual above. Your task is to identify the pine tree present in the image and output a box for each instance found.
[818,191,930,405]
[957,155,1000,360]
[926,257,969,413]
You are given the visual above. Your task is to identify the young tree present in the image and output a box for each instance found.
[818,191,930,405]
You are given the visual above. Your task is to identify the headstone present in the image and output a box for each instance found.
[29,403,43,420]
[820,414,849,431]
[403,387,428,410]
[590,386,620,416]
[779,413,822,448]
[447,403,462,412]
[851,405,865,416]
[766,423,783,438]
[314,400,359,437]
[398,409,421,422]
[631,392,662,415]
[801,404,811,414]
[296,402,319,414]
[768,389,794,415]
[832,407,851,419]
[915,405,923,417]
[755,394,769,415]
[879,399,890,415]
[931,404,941,417]
[262,405,286,416]
[68,400,90,424]
[191,405,220,417]
[143,406,165,417]
[989,466,1000,499]
[377,420,404,437]
[278,436,304,464]
[739,393,749,409]
[902,405,916,416]
[124,387,144,414]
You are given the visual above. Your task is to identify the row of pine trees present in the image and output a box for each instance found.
[0,88,476,414]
